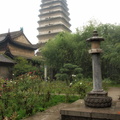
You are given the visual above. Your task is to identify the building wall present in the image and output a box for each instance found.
[9,44,34,58]
[0,63,13,79]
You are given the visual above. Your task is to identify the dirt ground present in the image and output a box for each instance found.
[23,87,120,120]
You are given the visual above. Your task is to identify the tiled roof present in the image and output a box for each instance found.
[0,30,40,50]
[0,54,15,64]
[0,36,6,42]
[0,30,22,39]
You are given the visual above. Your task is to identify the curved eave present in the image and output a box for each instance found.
[38,18,71,27]
[38,17,71,26]
[9,40,40,50]
[0,54,15,64]
[37,32,59,38]
[41,1,67,7]
[40,5,69,13]
[39,11,70,21]
[41,0,67,3]
[0,36,8,44]
[7,34,40,50]
[0,32,40,50]
[37,24,71,32]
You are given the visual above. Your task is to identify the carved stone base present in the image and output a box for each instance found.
[84,91,112,108]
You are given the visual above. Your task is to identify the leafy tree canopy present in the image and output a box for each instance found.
[41,21,120,82]
[13,57,39,77]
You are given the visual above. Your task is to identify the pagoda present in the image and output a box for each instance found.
[37,0,71,43]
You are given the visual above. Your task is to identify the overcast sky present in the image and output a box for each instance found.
[0,0,120,44]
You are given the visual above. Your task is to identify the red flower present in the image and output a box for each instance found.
[29,72,32,74]
[118,111,120,114]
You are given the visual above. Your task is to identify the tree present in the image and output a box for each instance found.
[55,63,83,85]
[41,21,120,82]
[13,57,39,77]
[42,32,76,69]
[97,23,120,82]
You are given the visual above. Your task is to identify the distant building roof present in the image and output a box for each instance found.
[0,54,15,64]
[0,30,41,50]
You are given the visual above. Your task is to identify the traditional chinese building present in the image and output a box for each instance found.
[0,54,15,79]
[0,30,40,79]
[37,0,71,43]
[0,30,40,59]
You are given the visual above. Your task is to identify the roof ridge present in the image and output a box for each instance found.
[0,30,21,35]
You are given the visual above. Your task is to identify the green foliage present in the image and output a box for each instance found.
[13,57,41,77]
[42,32,76,69]
[31,56,44,65]
[0,72,115,120]
[72,79,92,98]
[55,73,68,81]
[55,63,83,84]
[0,74,81,120]
[97,23,120,82]
[42,22,120,82]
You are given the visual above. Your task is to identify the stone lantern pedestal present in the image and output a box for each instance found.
[60,31,120,120]
[84,30,112,108]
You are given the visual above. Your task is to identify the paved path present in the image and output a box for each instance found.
[23,87,120,120]
[108,87,120,101]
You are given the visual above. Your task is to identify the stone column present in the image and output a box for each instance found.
[84,30,112,108]
[44,64,47,81]
[92,54,103,92]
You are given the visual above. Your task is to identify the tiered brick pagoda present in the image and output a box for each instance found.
[37,0,71,43]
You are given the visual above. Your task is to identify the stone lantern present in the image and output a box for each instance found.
[84,30,112,108]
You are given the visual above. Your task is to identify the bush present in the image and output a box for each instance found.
[55,63,83,85]
[0,74,80,120]
[72,79,92,98]
[13,57,41,77]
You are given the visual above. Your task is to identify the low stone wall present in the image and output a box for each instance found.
[60,100,120,120]
[61,115,112,120]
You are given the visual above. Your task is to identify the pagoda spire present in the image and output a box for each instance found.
[37,0,71,43]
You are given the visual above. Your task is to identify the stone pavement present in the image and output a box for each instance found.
[108,87,120,101]
[23,87,120,120]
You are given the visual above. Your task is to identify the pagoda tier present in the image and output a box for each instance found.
[37,0,71,43]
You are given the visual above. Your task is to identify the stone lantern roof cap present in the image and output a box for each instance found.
[87,30,104,42]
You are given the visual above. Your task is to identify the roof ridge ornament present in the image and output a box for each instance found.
[8,28,10,33]
[20,27,24,32]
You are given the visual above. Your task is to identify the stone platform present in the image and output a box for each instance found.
[60,100,120,120]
